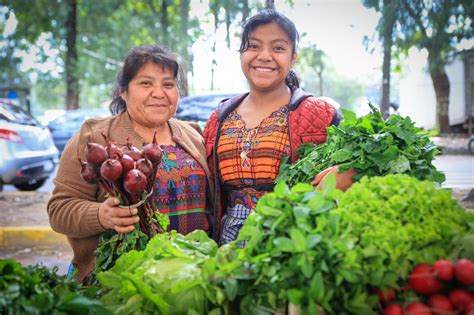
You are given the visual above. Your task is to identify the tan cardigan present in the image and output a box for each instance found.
[47,111,213,282]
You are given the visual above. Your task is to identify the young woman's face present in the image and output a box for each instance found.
[121,62,179,129]
[240,22,297,92]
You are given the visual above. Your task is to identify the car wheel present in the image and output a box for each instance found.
[469,138,474,154]
[14,178,47,191]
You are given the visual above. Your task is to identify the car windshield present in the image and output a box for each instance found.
[0,102,39,126]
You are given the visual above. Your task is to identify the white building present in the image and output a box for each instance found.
[399,49,474,131]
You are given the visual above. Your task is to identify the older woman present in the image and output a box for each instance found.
[47,45,213,283]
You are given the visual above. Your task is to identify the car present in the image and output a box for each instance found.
[175,93,239,126]
[0,100,59,191]
[48,108,110,153]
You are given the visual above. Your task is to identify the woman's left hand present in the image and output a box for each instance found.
[311,165,357,191]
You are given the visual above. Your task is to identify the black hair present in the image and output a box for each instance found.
[239,9,300,89]
[109,44,182,115]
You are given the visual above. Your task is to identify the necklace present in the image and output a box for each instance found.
[240,127,259,169]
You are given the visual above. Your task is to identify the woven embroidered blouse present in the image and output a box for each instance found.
[152,143,211,235]
[217,105,290,244]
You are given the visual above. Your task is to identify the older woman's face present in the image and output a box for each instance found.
[121,62,179,129]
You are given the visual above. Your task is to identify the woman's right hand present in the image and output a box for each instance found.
[98,197,140,233]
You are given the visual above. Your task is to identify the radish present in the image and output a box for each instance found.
[375,288,397,305]
[123,145,142,161]
[405,302,432,315]
[100,159,123,181]
[384,303,403,315]
[427,294,454,315]
[448,289,473,311]
[136,158,153,177]
[124,169,147,194]
[409,264,443,295]
[142,130,162,163]
[455,259,474,285]
[120,154,135,173]
[464,301,474,315]
[79,160,100,183]
[85,142,108,165]
[433,259,454,281]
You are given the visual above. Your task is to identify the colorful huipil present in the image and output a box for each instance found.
[217,105,290,244]
[152,144,211,234]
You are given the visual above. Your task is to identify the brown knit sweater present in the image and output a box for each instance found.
[47,111,213,282]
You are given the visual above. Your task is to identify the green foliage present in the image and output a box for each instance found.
[98,230,218,315]
[277,102,445,186]
[206,174,472,314]
[0,259,108,314]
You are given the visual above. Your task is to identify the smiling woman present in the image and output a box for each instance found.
[47,44,214,283]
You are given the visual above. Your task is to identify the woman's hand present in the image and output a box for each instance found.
[311,165,357,191]
[98,197,140,233]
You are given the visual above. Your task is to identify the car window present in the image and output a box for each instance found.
[0,102,39,126]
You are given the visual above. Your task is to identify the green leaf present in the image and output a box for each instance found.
[289,228,307,252]
[273,237,295,252]
[322,173,336,196]
[310,272,325,302]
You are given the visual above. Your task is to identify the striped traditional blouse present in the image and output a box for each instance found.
[217,105,290,244]
[151,143,211,235]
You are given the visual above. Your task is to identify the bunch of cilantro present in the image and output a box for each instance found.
[210,174,472,314]
[277,103,445,186]
[0,259,107,314]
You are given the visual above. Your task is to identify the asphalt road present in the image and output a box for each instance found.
[3,154,474,192]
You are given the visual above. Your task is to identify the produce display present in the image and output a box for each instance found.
[378,258,474,314]
[79,132,169,275]
[3,106,473,315]
[277,104,445,186]
[0,259,108,314]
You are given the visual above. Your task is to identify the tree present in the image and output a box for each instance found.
[296,44,326,96]
[363,0,402,119]
[369,0,473,132]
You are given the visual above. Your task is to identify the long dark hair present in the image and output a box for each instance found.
[109,44,182,115]
[239,9,300,89]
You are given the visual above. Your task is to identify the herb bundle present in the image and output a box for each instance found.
[277,103,445,186]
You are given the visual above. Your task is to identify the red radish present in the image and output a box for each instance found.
[384,303,403,315]
[375,288,397,305]
[433,260,454,281]
[405,302,432,315]
[100,159,123,181]
[408,264,443,295]
[136,158,153,177]
[142,131,162,163]
[79,160,99,183]
[449,289,473,311]
[124,169,147,194]
[123,146,142,161]
[427,294,454,315]
[455,259,474,285]
[120,154,135,173]
[85,142,108,165]
[106,142,123,159]
[464,301,474,315]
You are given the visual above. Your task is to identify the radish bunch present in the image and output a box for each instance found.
[79,132,165,237]
[379,258,474,315]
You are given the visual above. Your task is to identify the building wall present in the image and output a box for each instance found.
[399,53,465,130]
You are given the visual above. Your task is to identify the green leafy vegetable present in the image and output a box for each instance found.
[277,103,445,186]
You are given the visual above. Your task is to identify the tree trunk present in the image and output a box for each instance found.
[380,33,392,119]
[179,0,190,97]
[430,67,451,133]
[65,0,79,110]
[317,66,324,96]
[265,0,275,9]
[241,0,250,23]
[160,0,170,45]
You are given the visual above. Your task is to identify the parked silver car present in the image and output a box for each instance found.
[0,100,59,191]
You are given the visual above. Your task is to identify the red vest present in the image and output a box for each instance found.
[203,88,340,238]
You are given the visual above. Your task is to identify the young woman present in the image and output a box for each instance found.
[204,9,355,245]
[48,45,213,282]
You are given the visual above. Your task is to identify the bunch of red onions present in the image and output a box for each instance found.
[79,132,165,237]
